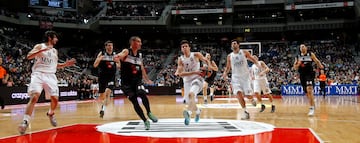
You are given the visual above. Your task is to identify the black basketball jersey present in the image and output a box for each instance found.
[120,48,143,84]
[98,51,116,75]
[205,61,217,80]
[297,52,314,75]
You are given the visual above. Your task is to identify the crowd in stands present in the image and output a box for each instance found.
[0,34,102,99]
[0,8,19,18]
[28,10,93,24]
[0,27,359,97]
[141,48,168,71]
[0,26,174,99]
[173,0,225,10]
[153,40,359,94]
[1,1,103,24]
[0,0,358,100]
[103,2,165,20]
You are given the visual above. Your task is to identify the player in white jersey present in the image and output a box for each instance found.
[250,55,275,113]
[175,40,212,125]
[222,39,260,120]
[18,31,76,134]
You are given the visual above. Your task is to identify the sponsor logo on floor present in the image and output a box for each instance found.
[96,118,275,138]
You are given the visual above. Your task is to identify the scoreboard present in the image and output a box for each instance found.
[29,0,77,10]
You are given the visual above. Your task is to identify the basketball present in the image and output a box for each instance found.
[201,69,213,78]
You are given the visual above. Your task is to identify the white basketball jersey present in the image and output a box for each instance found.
[230,50,250,79]
[251,61,267,80]
[180,52,201,82]
[31,43,58,73]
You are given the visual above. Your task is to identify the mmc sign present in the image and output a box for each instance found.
[281,84,358,96]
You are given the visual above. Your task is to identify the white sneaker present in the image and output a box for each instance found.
[308,108,315,116]
[251,100,257,107]
[18,120,29,135]
[241,111,250,120]
[195,109,201,122]
[47,112,57,127]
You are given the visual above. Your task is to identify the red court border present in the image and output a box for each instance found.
[0,124,323,143]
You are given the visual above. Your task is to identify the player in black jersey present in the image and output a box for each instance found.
[93,40,120,118]
[114,36,158,130]
[202,53,218,104]
[293,44,323,116]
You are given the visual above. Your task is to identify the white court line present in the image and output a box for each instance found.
[214,98,270,101]
[309,128,325,143]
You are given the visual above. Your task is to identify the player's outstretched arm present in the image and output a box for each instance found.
[293,57,301,70]
[222,54,231,80]
[174,57,183,77]
[195,52,211,66]
[141,62,153,84]
[209,60,219,72]
[57,58,76,69]
[27,44,51,60]
[244,50,260,67]
[311,52,324,69]
[93,52,103,68]
[259,61,270,76]
[113,49,129,63]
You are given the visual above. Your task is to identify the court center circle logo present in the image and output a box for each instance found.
[96,119,274,138]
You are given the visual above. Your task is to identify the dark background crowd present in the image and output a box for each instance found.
[0,0,359,100]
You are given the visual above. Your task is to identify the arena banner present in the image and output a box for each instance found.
[0,87,78,105]
[172,8,233,15]
[281,84,358,96]
[285,1,354,10]
[58,87,78,101]
[0,87,46,105]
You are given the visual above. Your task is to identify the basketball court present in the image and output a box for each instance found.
[0,95,359,143]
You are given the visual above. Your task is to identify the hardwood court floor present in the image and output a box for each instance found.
[0,95,359,143]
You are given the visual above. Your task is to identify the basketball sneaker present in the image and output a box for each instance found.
[210,95,214,102]
[259,104,266,112]
[147,112,158,123]
[99,110,104,118]
[195,109,201,122]
[271,105,276,113]
[183,110,190,125]
[251,100,257,107]
[204,99,208,104]
[144,120,150,130]
[308,108,315,116]
[46,112,57,127]
[241,111,250,120]
[18,120,29,135]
